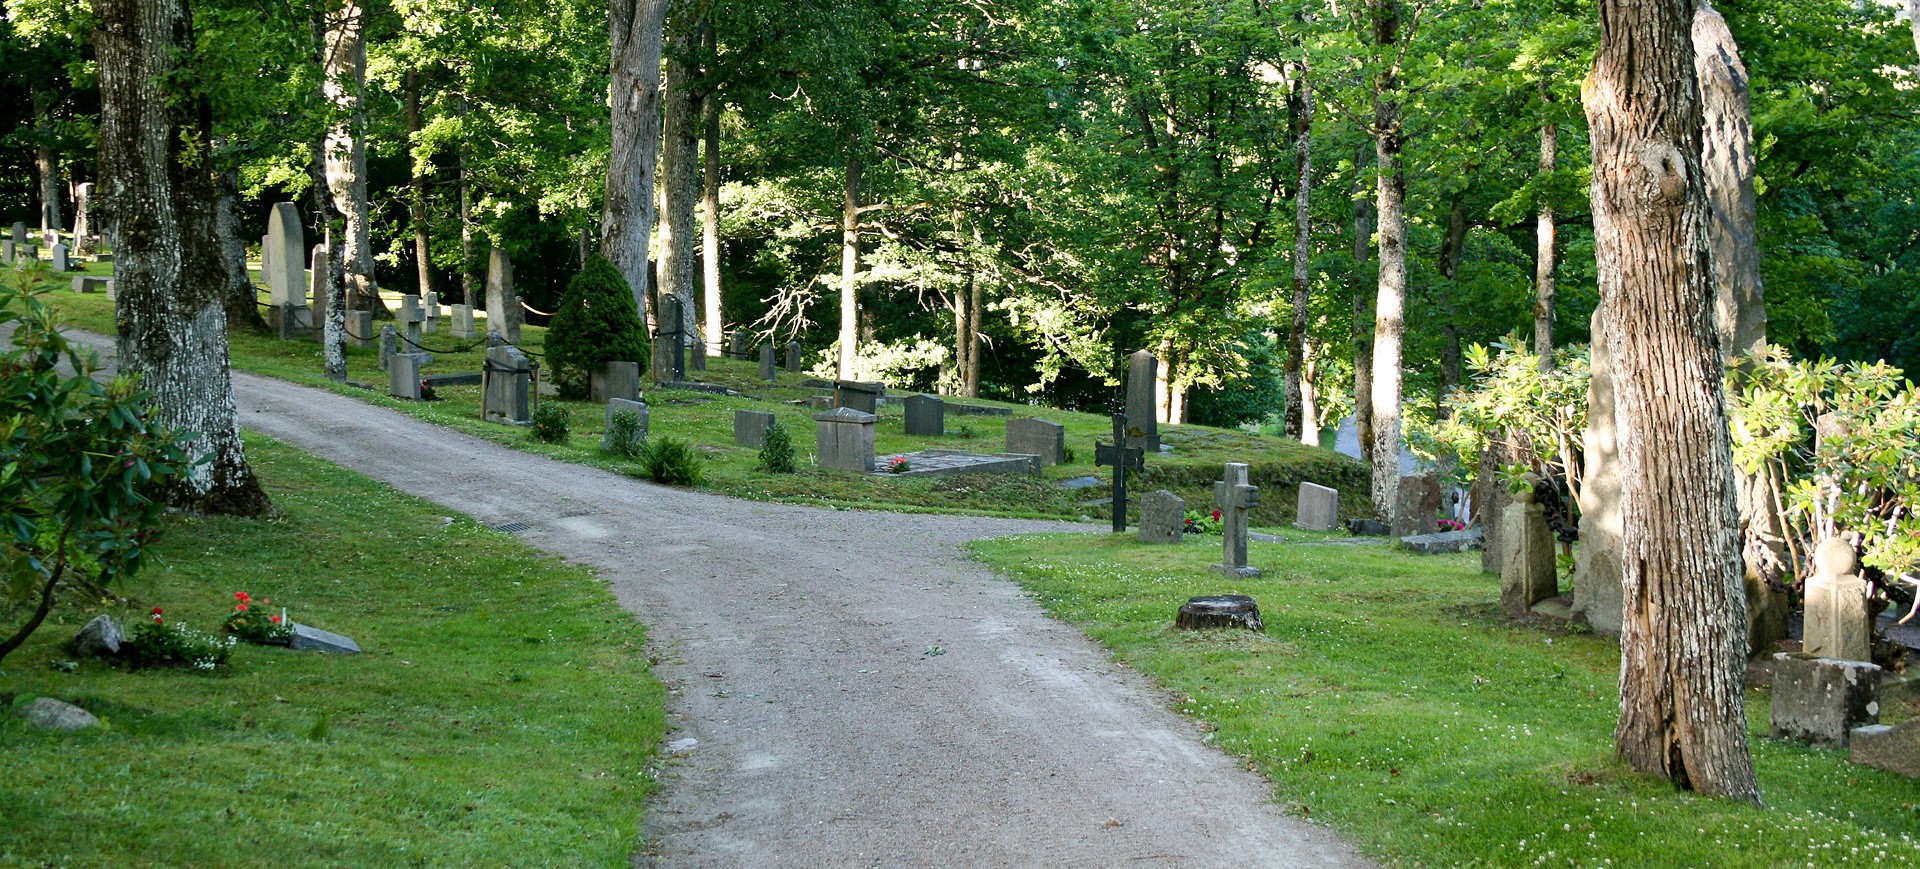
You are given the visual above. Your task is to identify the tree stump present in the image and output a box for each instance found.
[1175,595,1263,632]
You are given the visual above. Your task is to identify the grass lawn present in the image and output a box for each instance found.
[972,529,1920,868]
[33,267,1371,527]
[0,436,667,867]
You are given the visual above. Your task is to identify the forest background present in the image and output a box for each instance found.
[4,0,1916,432]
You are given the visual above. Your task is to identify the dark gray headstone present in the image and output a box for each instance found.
[592,361,642,403]
[1392,472,1442,538]
[15,697,98,730]
[10,221,27,246]
[1770,653,1880,748]
[289,622,362,654]
[655,293,687,383]
[485,247,521,342]
[1125,350,1161,451]
[67,614,123,659]
[690,333,707,372]
[729,331,748,359]
[904,394,944,436]
[1005,417,1065,466]
[785,341,802,372]
[1138,489,1185,545]
[735,409,776,447]
[759,345,777,382]
[835,380,883,414]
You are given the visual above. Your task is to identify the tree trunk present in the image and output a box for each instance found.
[966,259,983,397]
[1437,195,1468,410]
[95,0,271,516]
[700,42,723,357]
[1369,0,1408,523]
[215,167,265,332]
[407,69,437,300]
[603,0,671,322]
[954,268,973,395]
[1350,146,1374,466]
[34,104,63,234]
[459,138,475,307]
[304,19,343,381]
[1283,63,1314,445]
[1535,105,1559,371]
[659,11,703,349]
[323,0,379,317]
[838,150,862,380]
[1586,0,1759,803]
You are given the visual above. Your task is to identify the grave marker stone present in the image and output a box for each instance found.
[690,329,706,372]
[1005,417,1065,466]
[729,331,748,359]
[451,304,476,339]
[904,394,944,436]
[1,240,12,263]
[1850,720,1920,778]
[398,295,425,352]
[379,324,398,372]
[1391,472,1442,538]
[1138,490,1185,545]
[347,311,373,349]
[308,246,330,344]
[9,222,25,247]
[1212,463,1261,577]
[485,247,521,342]
[759,345,777,382]
[603,398,649,451]
[49,242,67,272]
[1295,481,1339,531]
[734,409,776,447]
[1572,309,1624,630]
[1125,350,1161,451]
[1770,653,1881,749]
[423,291,439,334]
[785,341,802,372]
[483,343,534,425]
[71,276,109,293]
[1499,483,1559,617]
[265,202,309,338]
[815,407,877,472]
[592,361,642,403]
[835,380,884,414]
[655,293,688,383]
[1805,537,1873,661]
[1095,413,1146,533]
[389,353,427,400]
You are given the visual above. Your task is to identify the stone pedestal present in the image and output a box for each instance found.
[269,304,312,340]
[1138,490,1185,545]
[815,407,877,472]
[1499,487,1558,618]
[451,304,476,340]
[1295,481,1339,531]
[1851,720,1920,778]
[1805,537,1873,661]
[388,352,426,400]
[484,345,533,425]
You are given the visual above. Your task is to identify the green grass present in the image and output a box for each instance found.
[0,435,667,867]
[971,530,1920,867]
[36,270,1370,525]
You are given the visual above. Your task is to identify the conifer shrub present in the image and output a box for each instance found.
[531,402,570,444]
[758,420,797,473]
[640,436,704,486]
[547,254,649,399]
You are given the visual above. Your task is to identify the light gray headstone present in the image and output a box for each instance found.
[1005,417,1064,466]
[289,622,361,654]
[759,345,777,382]
[1125,350,1161,451]
[398,295,425,350]
[1499,486,1558,617]
[484,344,534,425]
[485,247,521,342]
[815,406,877,472]
[309,245,330,344]
[1138,489,1186,545]
[592,361,642,402]
[1770,653,1880,749]
[1804,537,1872,662]
[389,352,426,400]
[348,311,373,349]
[1212,463,1260,577]
[603,398,649,452]
[1295,481,1339,531]
[265,202,304,307]
[49,242,68,272]
[1572,308,1623,631]
[451,304,476,339]
[735,409,776,447]
[904,394,944,437]
[423,291,439,334]
[1,240,12,263]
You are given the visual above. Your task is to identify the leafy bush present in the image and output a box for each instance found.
[604,408,644,459]
[545,254,649,399]
[641,436,704,486]
[531,403,570,444]
[126,609,235,671]
[758,420,796,473]
[222,591,291,645]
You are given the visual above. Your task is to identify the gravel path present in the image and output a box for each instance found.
[55,329,1371,868]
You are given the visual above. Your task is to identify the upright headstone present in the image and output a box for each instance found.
[423,291,439,334]
[49,242,68,273]
[655,293,687,383]
[603,398,649,451]
[1573,309,1624,632]
[903,394,944,436]
[1295,481,1340,531]
[1125,350,1161,452]
[9,222,26,248]
[729,331,748,360]
[690,329,707,372]
[759,345,777,382]
[389,353,425,400]
[835,380,883,414]
[1005,417,1065,466]
[591,361,642,403]
[260,233,272,277]
[347,311,374,350]
[1,240,12,264]
[1499,483,1559,617]
[1095,413,1146,533]
[308,245,330,344]
[43,228,59,250]
[451,304,476,339]
[734,409,776,447]
[814,407,877,472]
[784,341,802,372]
[73,183,91,251]
[1850,720,1920,778]
[483,343,534,425]
[1804,537,1872,662]
[1770,653,1881,749]
[1138,490,1186,545]
[265,202,309,338]
[485,247,522,342]
[1212,463,1261,577]
[398,295,425,352]
[1391,472,1442,538]
[379,324,398,372]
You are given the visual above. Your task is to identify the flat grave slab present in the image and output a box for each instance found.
[871,449,1039,478]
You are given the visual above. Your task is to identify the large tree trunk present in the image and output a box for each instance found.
[34,103,63,235]
[1437,195,1468,409]
[1350,146,1375,469]
[1283,63,1314,445]
[837,150,862,380]
[966,254,983,397]
[459,137,476,307]
[700,44,723,357]
[603,0,671,322]
[323,1,378,317]
[1585,0,1759,803]
[407,69,437,300]
[659,10,703,348]
[305,28,343,381]
[214,167,266,332]
[1536,107,1558,371]
[1369,0,1408,523]
[95,0,271,516]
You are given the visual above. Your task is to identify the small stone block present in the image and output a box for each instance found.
[289,622,362,654]
[1005,417,1065,466]
[1850,721,1920,778]
[1770,653,1881,749]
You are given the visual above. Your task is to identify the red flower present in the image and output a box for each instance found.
[1211,510,1222,520]
[269,614,282,624]
[234,591,251,603]
[151,606,163,615]
[236,603,248,612]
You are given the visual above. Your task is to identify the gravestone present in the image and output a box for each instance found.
[1770,653,1881,749]
[73,183,91,251]
[729,331,748,359]
[423,291,439,334]
[389,352,426,400]
[759,344,777,382]
[1125,349,1161,451]
[308,245,330,344]
[815,407,877,472]
[1,240,12,263]
[1005,417,1065,466]
[690,331,706,372]
[49,242,67,272]
[592,361,642,403]
[289,622,361,654]
[655,293,688,383]
[1095,413,1146,533]
[70,276,109,294]
[1851,720,1920,778]
[835,380,883,414]
[347,311,374,350]
[1805,537,1872,662]
[9,222,25,247]
[265,202,309,338]
[603,398,649,452]
[785,341,802,372]
[451,304,476,339]
[43,228,59,249]
[1391,472,1442,538]
[1138,490,1185,545]
[1573,309,1624,631]
[378,324,398,372]
[734,409,776,447]
[485,247,522,342]
[1500,483,1559,617]
[1295,481,1339,532]
[398,295,425,351]
[483,342,534,425]
[904,394,944,436]
[1212,463,1261,578]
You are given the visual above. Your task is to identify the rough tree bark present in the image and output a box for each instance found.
[1437,195,1467,408]
[323,0,378,318]
[1535,99,1558,372]
[1585,0,1760,803]
[1283,62,1314,445]
[34,99,63,235]
[966,250,983,397]
[1369,0,1409,523]
[603,0,672,321]
[1351,146,1374,462]
[94,0,271,515]
[407,69,438,300]
[837,151,862,380]
[214,167,266,332]
[459,138,475,306]
[700,31,723,357]
[659,8,704,350]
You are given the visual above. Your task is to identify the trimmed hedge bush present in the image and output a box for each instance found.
[546,255,649,399]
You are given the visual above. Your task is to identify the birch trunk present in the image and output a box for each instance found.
[701,56,723,356]
[95,0,270,515]
[1350,147,1375,467]
[838,151,862,380]
[1586,0,1759,803]
[1536,110,1558,371]
[603,0,671,322]
[1369,0,1408,522]
[659,12,703,350]
[1283,64,1314,445]
[323,1,378,316]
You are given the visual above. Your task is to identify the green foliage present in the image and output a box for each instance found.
[221,590,291,645]
[125,611,236,671]
[640,436,704,486]
[1181,509,1221,535]
[603,407,645,459]
[529,402,569,444]
[544,255,648,400]
[1409,336,1591,492]
[0,282,189,664]
[757,419,797,473]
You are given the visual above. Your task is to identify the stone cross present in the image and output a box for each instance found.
[1212,462,1261,577]
[423,291,439,334]
[1094,413,1145,533]
[398,295,426,351]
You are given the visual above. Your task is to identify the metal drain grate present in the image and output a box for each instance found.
[490,521,532,533]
